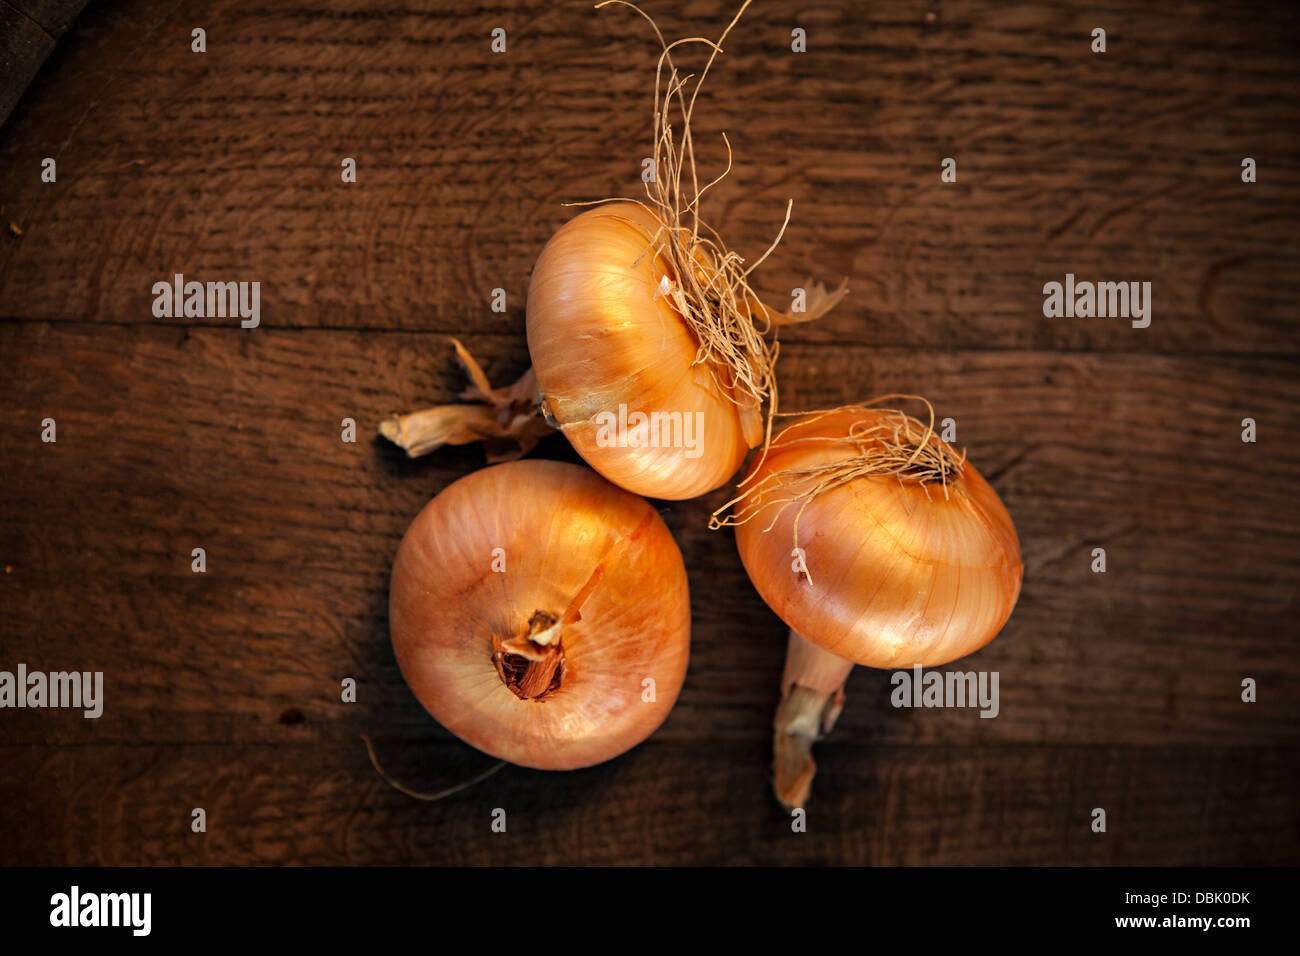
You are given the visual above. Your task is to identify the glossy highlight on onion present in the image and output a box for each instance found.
[526,202,760,500]
[732,406,1022,668]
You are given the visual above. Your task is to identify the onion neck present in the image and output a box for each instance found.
[773,629,855,812]
[495,611,565,700]
[378,338,553,463]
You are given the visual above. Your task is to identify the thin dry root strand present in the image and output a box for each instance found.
[710,395,967,584]
[378,338,553,462]
[361,734,506,802]
[589,0,848,447]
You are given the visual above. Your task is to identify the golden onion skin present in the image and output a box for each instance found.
[735,409,1022,669]
[390,460,691,770]
[526,202,752,500]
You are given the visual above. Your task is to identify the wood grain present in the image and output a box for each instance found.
[0,0,1296,352]
[0,5,53,130]
[0,1,88,126]
[1,740,1292,865]
[1,0,1298,866]
[2,325,1296,751]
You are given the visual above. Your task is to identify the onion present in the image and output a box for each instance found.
[714,399,1023,808]
[389,459,691,770]
[378,1,847,499]
[525,201,761,499]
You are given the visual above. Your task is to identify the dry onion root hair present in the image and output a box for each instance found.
[361,733,505,802]
[581,0,849,451]
[710,395,968,585]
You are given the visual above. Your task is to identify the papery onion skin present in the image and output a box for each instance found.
[526,202,754,500]
[389,460,691,770]
[735,409,1022,669]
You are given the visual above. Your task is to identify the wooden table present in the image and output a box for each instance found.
[1,0,1297,865]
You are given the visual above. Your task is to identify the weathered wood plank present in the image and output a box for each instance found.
[0,2,56,130]
[0,740,1292,865]
[0,1,89,128]
[2,0,1298,869]
[2,324,1296,753]
[6,0,88,37]
[0,0,1296,352]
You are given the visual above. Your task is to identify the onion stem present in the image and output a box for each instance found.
[379,338,553,462]
[772,629,854,812]
[497,611,567,699]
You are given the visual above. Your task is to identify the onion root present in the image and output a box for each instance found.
[712,394,967,583]
[361,733,506,802]
[586,0,848,456]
